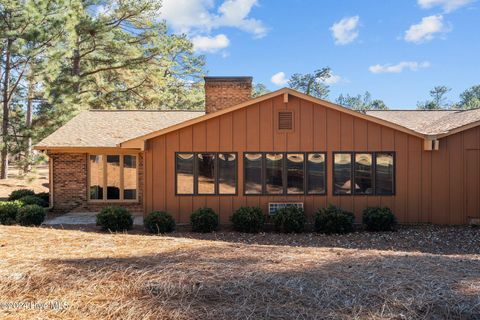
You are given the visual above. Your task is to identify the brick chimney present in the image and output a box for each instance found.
[204,76,252,114]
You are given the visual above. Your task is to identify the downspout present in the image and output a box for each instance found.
[48,153,54,210]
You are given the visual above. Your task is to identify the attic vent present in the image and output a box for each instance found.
[278,111,293,131]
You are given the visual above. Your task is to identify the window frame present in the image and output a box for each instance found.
[243,152,327,196]
[87,153,140,203]
[175,152,238,196]
[332,151,396,196]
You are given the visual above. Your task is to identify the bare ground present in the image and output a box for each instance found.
[0,165,49,199]
[0,226,479,319]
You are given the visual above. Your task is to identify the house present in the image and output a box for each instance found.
[35,77,480,225]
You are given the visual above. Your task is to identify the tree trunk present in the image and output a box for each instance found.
[1,38,12,180]
[24,63,34,173]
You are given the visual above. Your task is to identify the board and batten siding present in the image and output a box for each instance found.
[144,94,480,225]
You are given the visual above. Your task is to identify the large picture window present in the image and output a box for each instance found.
[307,153,326,194]
[89,154,138,201]
[244,152,326,195]
[175,152,237,195]
[244,153,263,194]
[376,153,395,195]
[333,152,395,195]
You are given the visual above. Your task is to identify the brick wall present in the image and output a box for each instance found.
[204,77,252,114]
[49,152,144,214]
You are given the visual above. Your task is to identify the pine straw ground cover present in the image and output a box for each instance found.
[0,226,479,319]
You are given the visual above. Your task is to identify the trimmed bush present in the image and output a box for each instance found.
[96,206,133,232]
[35,192,50,207]
[19,195,47,207]
[315,204,355,234]
[144,211,175,233]
[362,207,397,231]
[273,206,306,233]
[0,201,23,225]
[16,204,46,226]
[230,206,265,233]
[8,189,35,201]
[190,208,218,233]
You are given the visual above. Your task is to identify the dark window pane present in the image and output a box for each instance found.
[106,155,120,200]
[218,153,236,194]
[197,153,215,194]
[266,153,284,194]
[176,153,194,194]
[354,153,373,195]
[376,153,395,195]
[307,153,326,194]
[244,153,263,194]
[287,153,304,194]
[333,153,352,195]
[89,155,103,200]
[123,155,137,200]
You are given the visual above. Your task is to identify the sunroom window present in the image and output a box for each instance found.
[89,154,138,201]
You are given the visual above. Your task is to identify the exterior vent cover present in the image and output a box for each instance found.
[268,202,304,215]
[278,111,293,131]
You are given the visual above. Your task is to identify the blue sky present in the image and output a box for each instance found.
[159,0,480,109]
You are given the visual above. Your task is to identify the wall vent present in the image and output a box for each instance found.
[268,202,304,215]
[278,111,293,131]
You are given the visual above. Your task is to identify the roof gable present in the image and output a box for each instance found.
[119,88,427,149]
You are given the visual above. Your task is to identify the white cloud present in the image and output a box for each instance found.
[160,0,267,38]
[192,34,230,53]
[271,72,288,86]
[418,0,473,12]
[404,15,450,43]
[369,61,431,74]
[330,16,360,45]
[322,73,342,85]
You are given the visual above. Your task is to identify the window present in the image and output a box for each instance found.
[307,153,326,194]
[354,153,373,195]
[175,152,237,195]
[265,153,284,194]
[244,153,263,194]
[176,153,194,195]
[106,155,120,200]
[197,153,215,194]
[244,152,326,195]
[88,154,138,201]
[376,153,395,195]
[333,153,352,195]
[89,155,103,200]
[287,153,304,194]
[218,153,237,195]
[333,152,395,196]
[123,155,137,200]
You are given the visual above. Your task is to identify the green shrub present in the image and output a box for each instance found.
[19,195,47,207]
[96,206,133,231]
[362,207,397,231]
[230,206,265,233]
[8,189,35,201]
[315,204,355,234]
[0,201,23,225]
[35,192,50,207]
[273,206,306,233]
[144,211,175,233]
[16,205,46,226]
[190,208,218,233]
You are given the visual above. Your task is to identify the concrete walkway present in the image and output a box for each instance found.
[44,212,144,226]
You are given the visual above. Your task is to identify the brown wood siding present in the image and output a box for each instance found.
[145,95,480,225]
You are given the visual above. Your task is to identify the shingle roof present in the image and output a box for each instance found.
[366,109,480,135]
[35,110,204,148]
